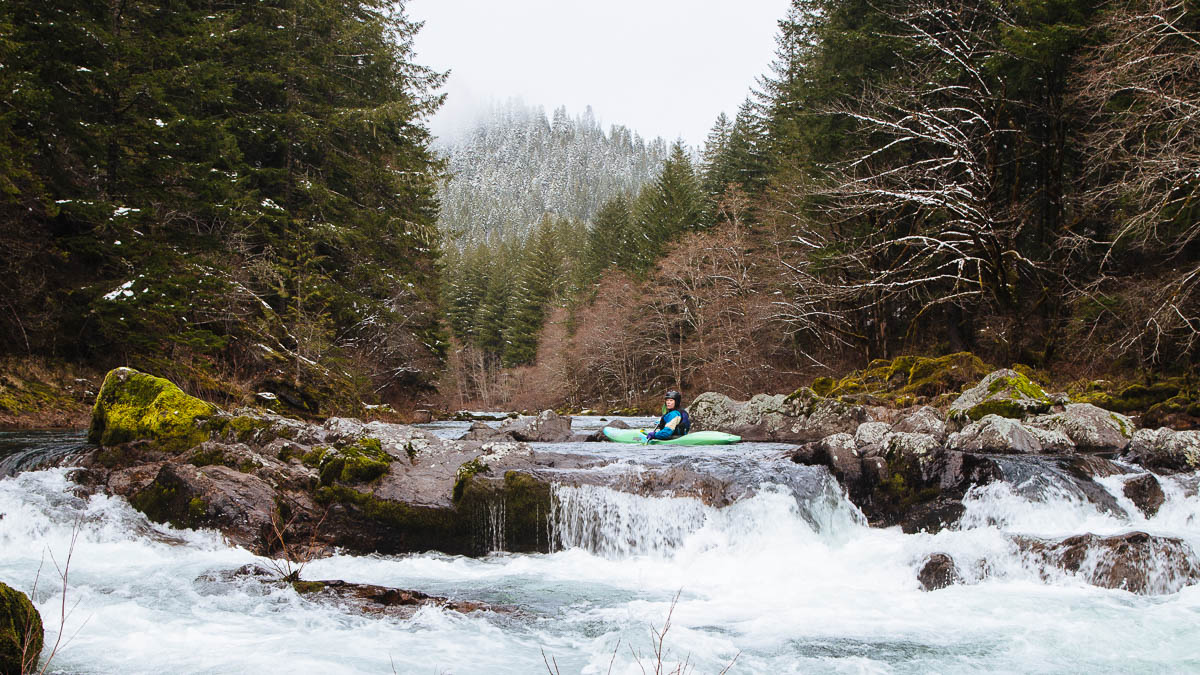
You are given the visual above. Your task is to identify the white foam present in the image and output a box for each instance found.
[2,462,1200,673]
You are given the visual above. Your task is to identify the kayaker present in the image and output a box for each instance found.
[643,390,691,443]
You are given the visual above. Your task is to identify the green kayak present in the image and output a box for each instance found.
[601,427,741,445]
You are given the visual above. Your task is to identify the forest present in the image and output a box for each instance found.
[0,0,1197,419]
[438,0,1200,415]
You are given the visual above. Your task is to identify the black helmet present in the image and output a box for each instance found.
[665,390,683,408]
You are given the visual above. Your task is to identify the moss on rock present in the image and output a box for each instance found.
[803,352,990,407]
[316,437,391,486]
[130,481,199,529]
[0,581,43,675]
[948,369,1052,424]
[88,368,217,453]
[452,458,490,503]
[291,581,326,594]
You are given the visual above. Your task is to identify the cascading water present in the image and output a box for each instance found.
[2,425,1199,673]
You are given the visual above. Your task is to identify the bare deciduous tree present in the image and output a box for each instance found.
[1070,0,1200,363]
[778,0,1053,358]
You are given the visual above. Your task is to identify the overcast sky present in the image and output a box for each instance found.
[407,0,791,148]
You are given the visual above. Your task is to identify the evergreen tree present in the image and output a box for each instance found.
[503,216,562,366]
[0,0,447,404]
[583,193,635,279]
[631,141,706,270]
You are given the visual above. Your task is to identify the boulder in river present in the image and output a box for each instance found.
[1015,531,1200,595]
[918,553,961,591]
[1123,474,1165,518]
[496,410,574,442]
[689,389,873,441]
[1026,404,1133,454]
[1123,427,1200,473]
[947,369,1053,428]
[947,415,1042,454]
[893,406,947,441]
[0,581,42,675]
[87,367,218,452]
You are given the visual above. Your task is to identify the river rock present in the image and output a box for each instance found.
[0,581,42,675]
[1123,428,1200,473]
[689,389,873,441]
[947,369,1053,428]
[885,432,942,467]
[459,421,511,441]
[88,367,218,452]
[294,580,496,618]
[854,422,891,450]
[129,462,282,550]
[1025,426,1075,454]
[496,410,574,442]
[894,406,947,440]
[1123,474,1166,518]
[1026,404,1132,454]
[1015,531,1200,595]
[947,415,1042,454]
[793,433,862,486]
[918,553,961,591]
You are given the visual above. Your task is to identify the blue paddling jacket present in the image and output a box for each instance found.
[647,409,691,440]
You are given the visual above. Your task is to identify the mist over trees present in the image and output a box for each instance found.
[436,101,670,242]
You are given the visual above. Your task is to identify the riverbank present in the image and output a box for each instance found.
[0,358,100,430]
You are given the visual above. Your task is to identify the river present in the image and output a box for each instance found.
[1,419,1198,673]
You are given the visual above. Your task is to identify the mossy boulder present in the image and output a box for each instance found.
[1070,376,1198,427]
[315,437,391,486]
[1026,404,1133,454]
[88,368,217,452]
[0,581,42,675]
[813,352,990,405]
[947,369,1053,427]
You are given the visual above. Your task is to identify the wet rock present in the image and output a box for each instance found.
[902,500,966,535]
[1026,404,1133,454]
[1053,454,1126,480]
[947,369,1053,428]
[1124,428,1200,473]
[795,433,862,486]
[0,581,42,674]
[947,415,1041,454]
[689,390,873,442]
[1015,531,1200,595]
[496,410,574,442]
[1043,455,1129,517]
[918,553,961,591]
[459,421,511,441]
[893,406,947,441]
[295,580,500,618]
[129,462,281,550]
[1123,474,1166,518]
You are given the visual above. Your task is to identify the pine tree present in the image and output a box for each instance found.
[0,0,448,403]
[583,193,635,280]
[631,141,706,270]
[503,216,562,366]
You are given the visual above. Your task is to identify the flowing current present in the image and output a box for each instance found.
[1,422,1199,674]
